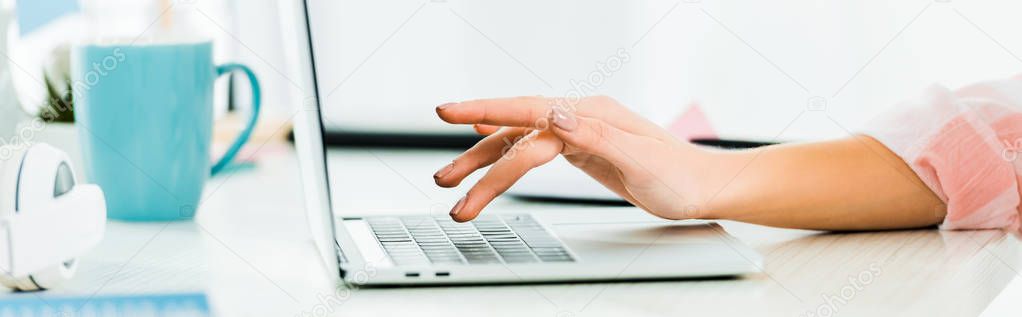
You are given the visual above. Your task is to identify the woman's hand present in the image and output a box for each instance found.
[433,96,714,222]
[433,95,946,231]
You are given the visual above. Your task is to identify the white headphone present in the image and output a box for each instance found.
[0,143,106,291]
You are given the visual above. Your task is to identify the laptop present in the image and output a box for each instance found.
[288,0,763,286]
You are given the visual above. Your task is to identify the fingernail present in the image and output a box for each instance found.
[433,162,455,180]
[552,106,578,131]
[449,196,467,216]
[436,102,457,111]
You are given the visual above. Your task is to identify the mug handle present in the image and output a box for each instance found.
[210,63,261,176]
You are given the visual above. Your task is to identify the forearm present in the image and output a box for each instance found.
[695,135,945,231]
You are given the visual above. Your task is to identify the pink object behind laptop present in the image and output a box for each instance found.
[668,102,718,141]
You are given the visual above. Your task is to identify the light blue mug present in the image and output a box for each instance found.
[71,40,260,221]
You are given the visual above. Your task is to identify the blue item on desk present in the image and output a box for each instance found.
[15,0,79,35]
[0,292,211,316]
[72,40,261,221]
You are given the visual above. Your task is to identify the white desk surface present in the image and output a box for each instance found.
[4,143,1020,317]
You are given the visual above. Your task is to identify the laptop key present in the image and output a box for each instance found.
[371,214,576,266]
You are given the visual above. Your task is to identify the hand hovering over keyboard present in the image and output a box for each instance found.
[434,96,707,223]
[434,96,946,231]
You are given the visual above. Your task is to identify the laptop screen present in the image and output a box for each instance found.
[303,0,642,137]
[300,0,481,274]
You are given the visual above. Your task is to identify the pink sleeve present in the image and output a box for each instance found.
[861,76,1022,233]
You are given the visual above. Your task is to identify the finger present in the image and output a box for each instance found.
[449,131,563,222]
[549,106,662,176]
[434,127,529,188]
[473,124,501,135]
[437,96,665,137]
[437,96,550,128]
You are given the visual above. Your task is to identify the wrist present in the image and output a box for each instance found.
[670,142,723,220]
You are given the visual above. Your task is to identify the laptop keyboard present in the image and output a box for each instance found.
[366,214,575,265]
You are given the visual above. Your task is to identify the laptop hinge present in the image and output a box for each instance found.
[334,240,348,278]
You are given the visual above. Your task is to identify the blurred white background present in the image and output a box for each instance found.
[305,0,1022,141]
[7,0,296,121]
[9,0,1022,141]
